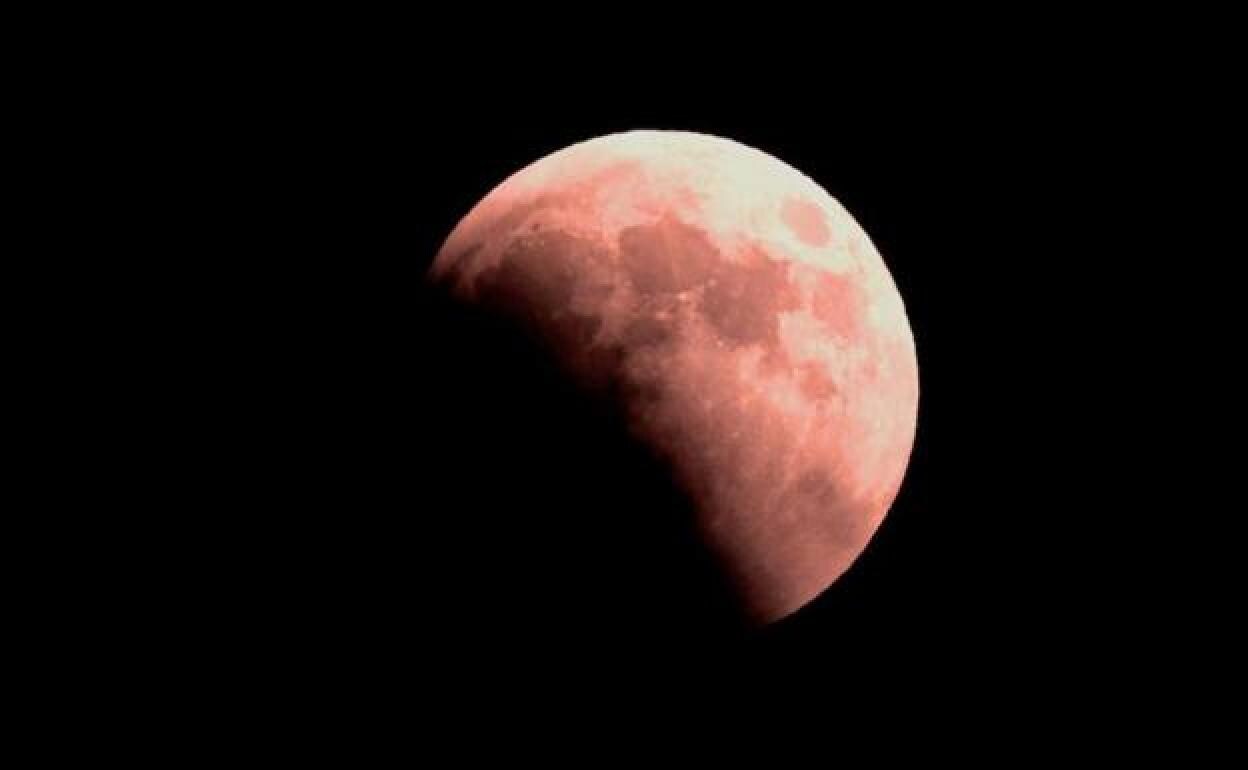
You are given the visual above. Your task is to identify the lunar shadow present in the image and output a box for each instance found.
[174,275,755,713]
[414,279,751,674]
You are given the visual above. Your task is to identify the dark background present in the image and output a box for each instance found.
[9,11,1231,759]
[222,70,1114,700]
[81,29,1227,741]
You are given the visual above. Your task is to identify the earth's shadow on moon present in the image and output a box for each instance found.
[418,278,753,663]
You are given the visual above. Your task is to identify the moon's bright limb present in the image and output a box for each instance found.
[431,131,918,624]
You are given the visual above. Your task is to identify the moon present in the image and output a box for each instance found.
[430,130,918,624]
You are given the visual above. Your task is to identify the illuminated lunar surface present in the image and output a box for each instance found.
[430,131,918,624]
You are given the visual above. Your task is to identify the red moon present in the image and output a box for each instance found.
[430,131,918,624]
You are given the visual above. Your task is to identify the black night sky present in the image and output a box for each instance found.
[119,27,1221,743]
[280,75,1092,694]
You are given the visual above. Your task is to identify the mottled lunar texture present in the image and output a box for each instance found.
[431,131,918,624]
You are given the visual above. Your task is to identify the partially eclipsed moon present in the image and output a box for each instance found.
[431,131,918,624]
